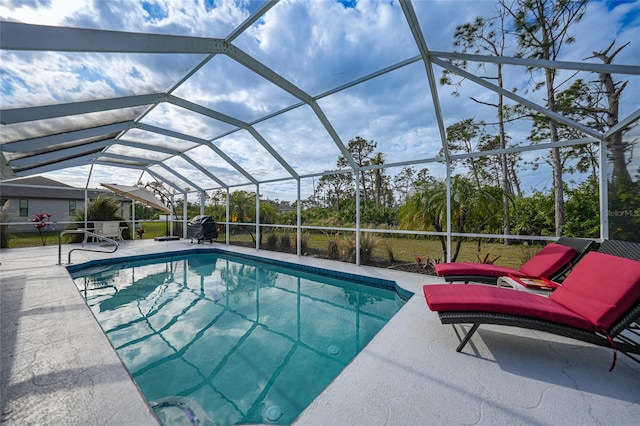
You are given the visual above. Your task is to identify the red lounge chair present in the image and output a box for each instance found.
[423,240,640,368]
[434,237,595,284]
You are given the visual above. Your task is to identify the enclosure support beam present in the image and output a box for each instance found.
[256,183,260,251]
[0,21,228,54]
[0,93,163,124]
[182,192,188,239]
[226,188,230,246]
[355,173,361,266]
[297,178,302,257]
[599,139,609,241]
[401,0,452,261]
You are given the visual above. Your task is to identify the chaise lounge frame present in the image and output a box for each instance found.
[430,240,640,364]
[442,302,640,359]
[437,237,596,285]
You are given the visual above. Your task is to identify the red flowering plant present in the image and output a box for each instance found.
[136,226,145,239]
[32,213,52,246]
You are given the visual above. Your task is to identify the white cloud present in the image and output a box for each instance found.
[0,0,87,26]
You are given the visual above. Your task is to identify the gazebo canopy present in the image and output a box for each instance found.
[1,0,639,204]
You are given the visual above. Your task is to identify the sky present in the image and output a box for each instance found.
[1,0,639,202]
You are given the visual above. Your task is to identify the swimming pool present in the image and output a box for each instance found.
[69,250,406,425]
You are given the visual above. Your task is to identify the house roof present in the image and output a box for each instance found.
[0,176,127,201]
[3,176,75,188]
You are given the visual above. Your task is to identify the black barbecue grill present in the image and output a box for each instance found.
[187,215,218,244]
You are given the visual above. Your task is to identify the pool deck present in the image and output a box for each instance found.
[1,239,639,425]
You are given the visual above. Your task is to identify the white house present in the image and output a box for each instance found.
[0,176,131,232]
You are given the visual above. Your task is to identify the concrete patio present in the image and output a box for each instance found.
[1,239,639,425]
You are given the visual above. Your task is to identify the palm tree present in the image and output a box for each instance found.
[398,178,448,259]
[68,195,123,242]
[399,176,505,261]
[79,195,122,221]
[229,190,255,242]
[229,190,254,223]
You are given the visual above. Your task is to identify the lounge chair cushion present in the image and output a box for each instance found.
[423,284,594,330]
[518,243,577,277]
[435,262,523,278]
[434,243,577,279]
[550,252,640,330]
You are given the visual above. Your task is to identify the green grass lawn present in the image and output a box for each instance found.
[4,230,63,248]
[3,224,538,270]
[3,222,171,248]
[226,229,537,269]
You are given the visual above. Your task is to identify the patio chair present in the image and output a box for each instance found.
[434,237,595,284]
[423,240,640,369]
[98,221,124,243]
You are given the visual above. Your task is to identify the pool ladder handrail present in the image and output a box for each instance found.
[58,230,119,265]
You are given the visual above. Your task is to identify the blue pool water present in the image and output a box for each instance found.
[70,250,405,425]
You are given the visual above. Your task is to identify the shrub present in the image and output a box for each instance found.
[0,212,10,248]
[359,232,379,264]
[295,232,309,254]
[341,232,379,264]
[341,237,356,262]
[279,234,291,252]
[266,233,278,250]
[327,236,340,259]
[384,241,395,265]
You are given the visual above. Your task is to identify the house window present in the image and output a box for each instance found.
[69,201,77,215]
[19,199,28,217]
